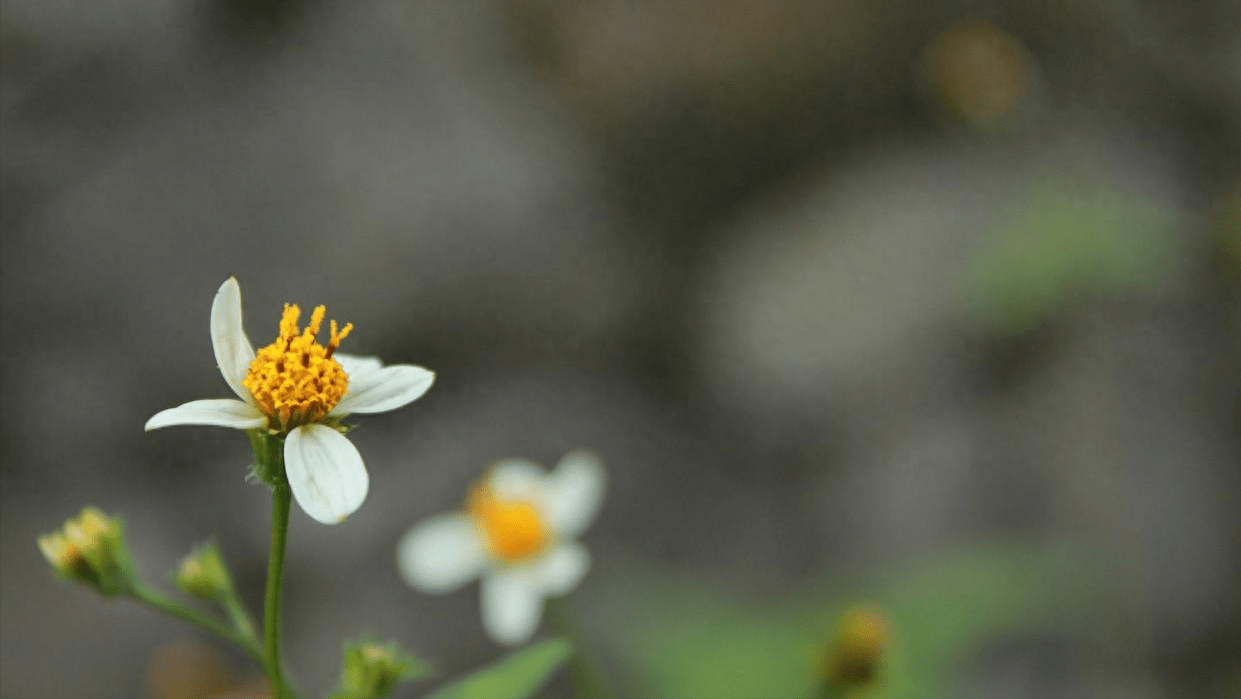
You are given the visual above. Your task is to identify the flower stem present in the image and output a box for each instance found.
[545,597,609,699]
[264,483,295,699]
[130,586,264,664]
[222,592,260,652]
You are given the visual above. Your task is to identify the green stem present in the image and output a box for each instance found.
[264,484,295,699]
[131,586,264,664]
[222,593,260,651]
[545,597,609,699]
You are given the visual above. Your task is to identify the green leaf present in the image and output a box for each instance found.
[424,638,573,699]
[965,184,1179,335]
[869,543,1088,699]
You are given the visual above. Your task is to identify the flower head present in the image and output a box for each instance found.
[145,278,435,524]
[397,451,606,645]
[242,303,352,431]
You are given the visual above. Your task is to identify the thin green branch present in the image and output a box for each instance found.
[222,592,260,651]
[131,586,264,664]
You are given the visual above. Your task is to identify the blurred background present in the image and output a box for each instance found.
[2,1,1239,697]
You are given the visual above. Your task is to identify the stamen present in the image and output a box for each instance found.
[306,305,326,340]
[279,305,300,340]
[327,320,353,358]
[242,301,354,432]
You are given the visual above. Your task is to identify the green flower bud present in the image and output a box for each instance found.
[332,639,428,699]
[174,541,233,601]
[38,507,132,595]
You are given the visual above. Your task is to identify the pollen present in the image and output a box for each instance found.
[466,480,550,562]
[242,303,354,432]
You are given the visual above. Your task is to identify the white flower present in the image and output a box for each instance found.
[145,277,435,524]
[397,452,606,645]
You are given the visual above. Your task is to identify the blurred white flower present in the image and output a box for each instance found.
[397,452,606,645]
[145,277,435,524]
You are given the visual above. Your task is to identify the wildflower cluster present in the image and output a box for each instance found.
[40,278,604,699]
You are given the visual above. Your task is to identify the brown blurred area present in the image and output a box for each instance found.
[2,1,1239,697]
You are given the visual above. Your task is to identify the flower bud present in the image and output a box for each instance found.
[332,639,428,699]
[822,605,888,691]
[174,541,234,601]
[38,507,132,595]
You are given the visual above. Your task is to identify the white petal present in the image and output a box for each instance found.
[334,353,384,381]
[284,424,369,525]
[529,542,590,597]
[481,568,545,646]
[489,459,548,504]
[210,277,257,404]
[396,513,487,593]
[144,399,265,431]
[546,451,607,538]
[330,365,435,416]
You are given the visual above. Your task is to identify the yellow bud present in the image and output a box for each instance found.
[38,507,131,595]
[823,605,888,690]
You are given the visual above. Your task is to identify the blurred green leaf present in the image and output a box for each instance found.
[871,543,1084,699]
[424,638,572,699]
[966,186,1179,334]
[595,542,1089,699]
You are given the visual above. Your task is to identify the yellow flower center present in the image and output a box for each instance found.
[242,303,353,431]
[466,481,550,562]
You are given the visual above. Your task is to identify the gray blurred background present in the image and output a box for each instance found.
[2,1,1239,698]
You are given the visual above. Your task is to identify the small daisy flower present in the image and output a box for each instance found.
[397,452,605,645]
[145,278,434,524]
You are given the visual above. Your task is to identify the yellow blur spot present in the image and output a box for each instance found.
[924,19,1032,125]
[823,604,889,690]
